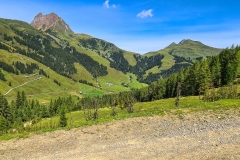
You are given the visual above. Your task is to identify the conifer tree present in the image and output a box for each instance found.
[198,60,212,96]
[209,56,221,87]
[49,100,55,117]
[41,106,50,118]
[110,97,118,116]
[21,91,27,106]
[16,91,22,109]
[0,115,7,134]
[0,93,13,129]
[235,49,240,78]
[59,108,67,127]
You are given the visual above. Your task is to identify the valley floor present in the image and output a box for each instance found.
[1,112,240,160]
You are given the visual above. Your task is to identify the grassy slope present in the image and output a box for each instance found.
[145,40,222,59]
[170,41,222,59]
[123,51,137,66]
[144,40,222,75]
[146,53,175,74]
[22,95,240,127]
[74,33,138,66]
[72,63,95,84]
[0,49,103,104]
[57,33,145,92]
[1,95,239,140]
[0,18,39,35]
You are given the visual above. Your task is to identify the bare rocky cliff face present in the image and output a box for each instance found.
[30,12,74,34]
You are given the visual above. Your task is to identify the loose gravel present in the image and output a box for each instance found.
[0,111,240,160]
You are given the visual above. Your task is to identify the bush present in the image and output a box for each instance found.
[203,84,239,102]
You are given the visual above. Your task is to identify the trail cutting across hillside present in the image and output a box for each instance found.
[4,77,42,95]
[4,67,49,95]
[0,111,240,160]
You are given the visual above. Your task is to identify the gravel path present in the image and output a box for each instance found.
[1,112,240,160]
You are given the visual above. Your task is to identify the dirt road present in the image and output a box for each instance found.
[1,113,240,160]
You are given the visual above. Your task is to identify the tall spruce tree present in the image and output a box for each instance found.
[209,56,221,87]
[0,93,13,129]
[198,60,212,96]
[59,108,67,127]
[16,91,22,109]
[0,115,7,133]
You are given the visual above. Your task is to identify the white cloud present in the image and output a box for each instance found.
[137,9,153,18]
[103,0,109,8]
[103,0,116,9]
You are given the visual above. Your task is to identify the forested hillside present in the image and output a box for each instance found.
[143,40,222,83]
[0,14,224,97]
[0,19,108,79]
[0,15,222,96]
[0,46,239,134]
[77,37,222,84]
[78,46,240,109]
[0,18,145,95]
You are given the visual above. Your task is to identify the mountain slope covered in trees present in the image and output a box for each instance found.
[143,39,222,83]
[77,46,240,111]
[0,14,223,101]
[0,46,239,136]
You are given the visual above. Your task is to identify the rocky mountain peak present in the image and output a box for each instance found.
[30,12,73,34]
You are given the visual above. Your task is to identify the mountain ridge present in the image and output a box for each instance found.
[145,39,222,59]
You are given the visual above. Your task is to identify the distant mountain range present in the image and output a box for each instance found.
[0,13,222,101]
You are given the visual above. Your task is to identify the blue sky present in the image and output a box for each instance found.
[1,0,240,54]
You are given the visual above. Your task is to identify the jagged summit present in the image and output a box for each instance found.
[30,12,73,34]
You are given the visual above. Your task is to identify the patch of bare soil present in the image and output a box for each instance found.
[1,112,240,160]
